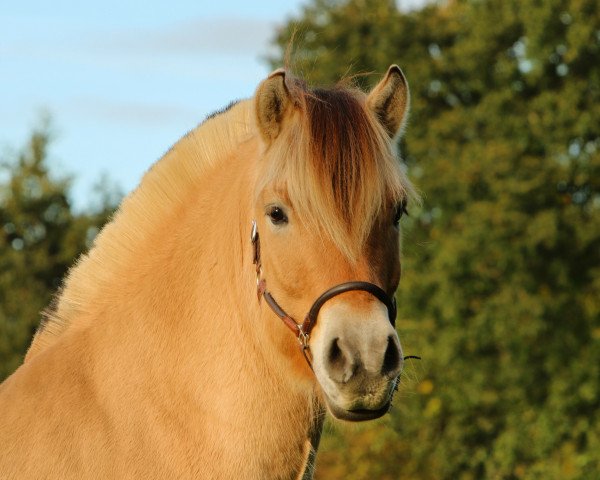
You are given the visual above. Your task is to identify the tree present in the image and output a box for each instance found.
[0,119,118,381]
[273,0,600,478]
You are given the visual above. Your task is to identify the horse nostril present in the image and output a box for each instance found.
[326,338,352,383]
[328,338,344,368]
[381,335,401,377]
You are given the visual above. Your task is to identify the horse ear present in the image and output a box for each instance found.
[366,65,410,139]
[255,68,292,143]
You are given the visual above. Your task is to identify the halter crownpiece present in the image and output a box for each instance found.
[250,220,398,365]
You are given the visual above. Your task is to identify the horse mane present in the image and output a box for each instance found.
[26,100,255,359]
[26,76,417,360]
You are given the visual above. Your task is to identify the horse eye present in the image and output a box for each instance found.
[393,200,409,226]
[267,206,288,225]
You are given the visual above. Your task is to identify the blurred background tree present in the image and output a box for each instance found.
[0,118,118,380]
[272,0,600,478]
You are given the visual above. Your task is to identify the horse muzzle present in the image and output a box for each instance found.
[309,299,403,422]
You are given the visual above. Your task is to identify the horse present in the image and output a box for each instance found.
[0,65,416,479]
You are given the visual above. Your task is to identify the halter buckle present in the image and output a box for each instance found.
[251,220,260,266]
[251,220,264,301]
[250,220,258,244]
[297,329,310,349]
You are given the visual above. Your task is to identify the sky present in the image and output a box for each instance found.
[1,0,426,210]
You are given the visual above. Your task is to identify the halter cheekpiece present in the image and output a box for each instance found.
[251,220,397,366]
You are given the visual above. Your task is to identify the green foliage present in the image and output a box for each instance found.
[274,0,600,478]
[0,119,117,381]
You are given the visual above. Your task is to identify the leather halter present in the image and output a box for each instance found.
[251,220,397,364]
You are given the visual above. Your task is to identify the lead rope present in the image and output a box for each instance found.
[301,402,325,480]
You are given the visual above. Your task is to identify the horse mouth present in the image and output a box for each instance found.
[325,398,392,422]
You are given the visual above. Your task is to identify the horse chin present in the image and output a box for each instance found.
[316,373,400,422]
[325,398,392,422]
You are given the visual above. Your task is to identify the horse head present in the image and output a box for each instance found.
[251,66,414,421]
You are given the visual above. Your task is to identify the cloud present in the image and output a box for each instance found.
[68,97,198,126]
[99,17,277,57]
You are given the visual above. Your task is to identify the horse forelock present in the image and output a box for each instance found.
[259,84,415,262]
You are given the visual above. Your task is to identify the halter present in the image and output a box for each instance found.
[251,220,397,366]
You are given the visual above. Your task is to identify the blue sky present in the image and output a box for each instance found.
[2,0,425,210]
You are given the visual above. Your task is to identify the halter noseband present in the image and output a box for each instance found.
[251,220,397,365]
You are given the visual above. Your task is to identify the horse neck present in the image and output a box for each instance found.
[89,136,320,475]
[89,132,316,419]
